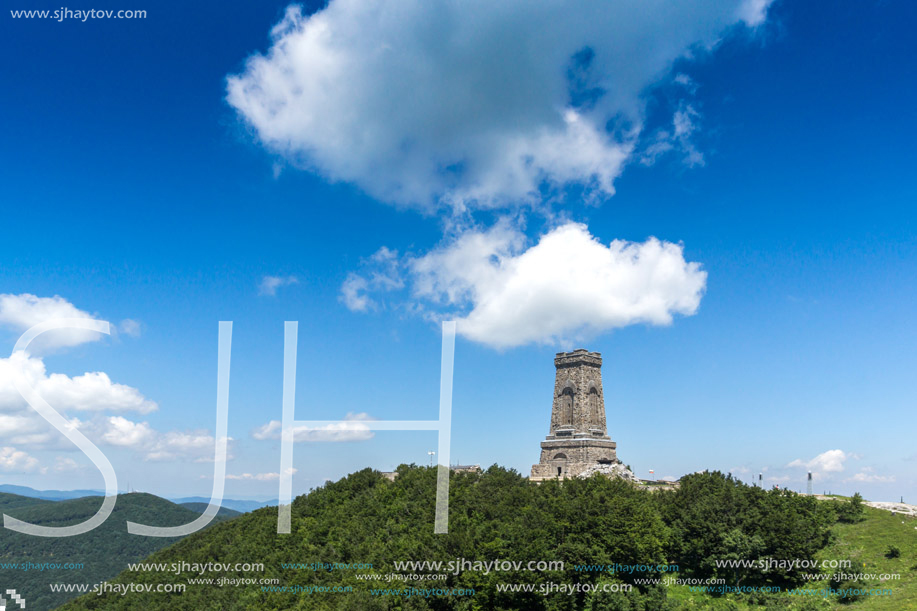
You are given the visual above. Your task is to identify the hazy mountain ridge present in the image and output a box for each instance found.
[0,492,239,611]
[179,502,241,518]
[0,484,274,513]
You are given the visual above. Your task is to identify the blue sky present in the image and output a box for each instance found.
[1,0,915,502]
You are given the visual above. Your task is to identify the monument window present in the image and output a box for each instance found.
[560,388,574,426]
[588,387,600,425]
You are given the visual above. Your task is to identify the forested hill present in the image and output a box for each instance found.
[0,492,238,611]
[54,465,885,611]
[180,502,241,518]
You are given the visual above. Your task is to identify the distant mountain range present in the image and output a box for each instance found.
[0,484,275,513]
[170,496,273,513]
[179,501,241,517]
[0,484,108,501]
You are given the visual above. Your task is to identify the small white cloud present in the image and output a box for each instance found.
[226,468,297,481]
[0,293,103,352]
[641,103,704,167]
[340,274,372,312]
[53,456,81,472]
[788,449,851,475]
[0,446,40,472]
[253,412,375,442]
[259,275,299,297]
[145,430,228,463]
[672,104,705,167]
[340,247,404,312]
[251,420,281,440]
[102,416,156,447]
[845,468,895,484]
[737,0,771,26]
[673,73,697,93]
[119,319,142,337]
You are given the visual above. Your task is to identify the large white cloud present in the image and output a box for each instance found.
[346,222,706,348]
[227,0,769,209]
[0,293,103,351]
[0,352,158,415]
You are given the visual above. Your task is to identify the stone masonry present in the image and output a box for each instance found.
[530,349,620,481]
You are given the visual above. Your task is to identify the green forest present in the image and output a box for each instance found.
[0,492,237,610]
[52,465,914,610]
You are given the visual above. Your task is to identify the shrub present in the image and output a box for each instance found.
[835,493,865,524]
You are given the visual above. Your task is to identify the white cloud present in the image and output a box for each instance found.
[259,275,300,296]
[119,319,142,337]
[0,352,158,415]
[641,101,704,167]
[672,104,705,167]
[96,416,229,463]
[340,247,404,312]
[146,430,226,462]
[251,420,279,440]
[253,412,375,442]
[226,468,297,481]
[788,449,851,475]
[340,274,372,312]
[102,416,156,447]
[0,408,223,464]
[227,0,770,210]
[674,73,698,92]
[41,370,157,414]
[847,470,895,484]
[0,293,103,352]
[54,456,81,472]
[347,222,706,348]
[0,414,54,446]
[0,295,225,466]
[0,446,41,472]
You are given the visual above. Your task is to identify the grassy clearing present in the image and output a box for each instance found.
[664,506,917,610]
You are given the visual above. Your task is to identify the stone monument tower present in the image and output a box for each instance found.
[530,349,619,481]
